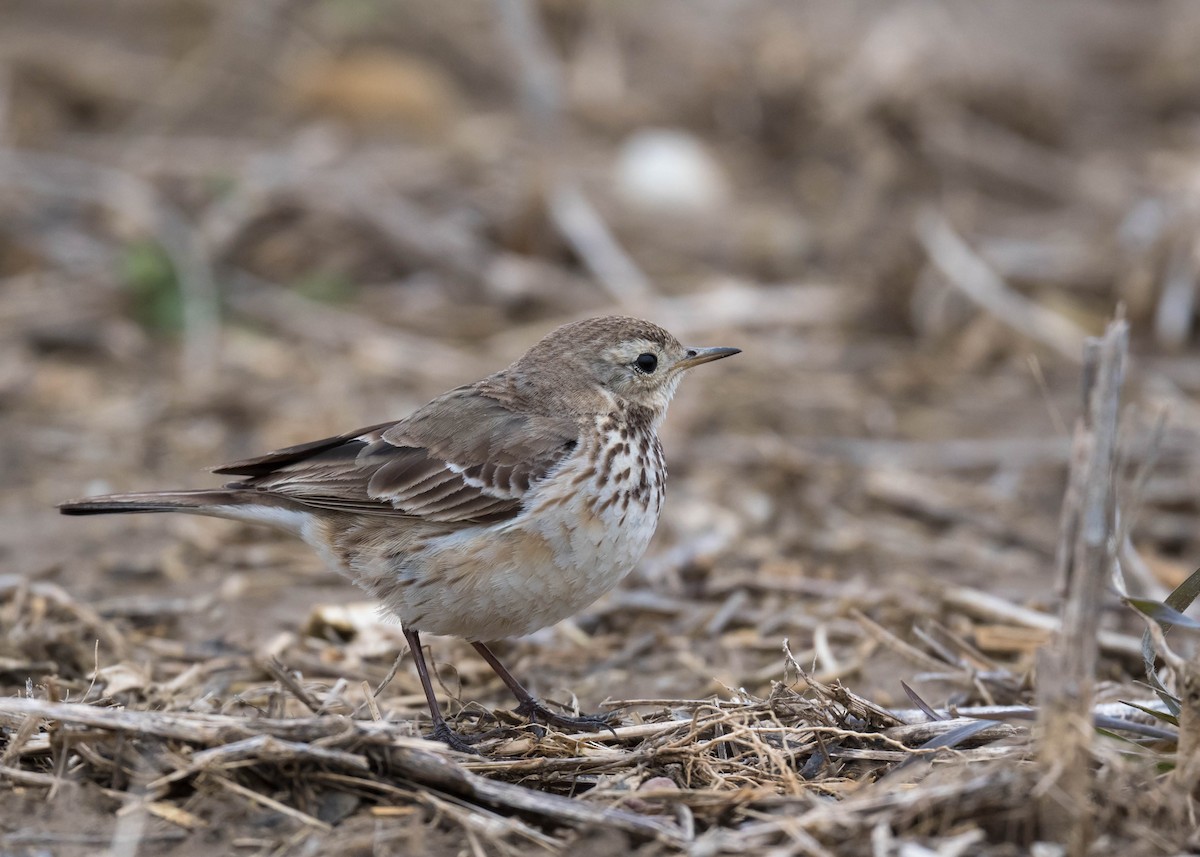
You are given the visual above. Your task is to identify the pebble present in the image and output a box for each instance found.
[613,128,730,214]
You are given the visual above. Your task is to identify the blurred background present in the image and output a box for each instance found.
[4,0,1200,720]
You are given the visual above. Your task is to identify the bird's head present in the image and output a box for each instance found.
[511,316,740,422]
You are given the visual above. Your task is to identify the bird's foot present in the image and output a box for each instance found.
[514,699,619,737]
[429,720,483,754]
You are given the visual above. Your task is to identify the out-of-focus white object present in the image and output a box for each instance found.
[613,128,730,214]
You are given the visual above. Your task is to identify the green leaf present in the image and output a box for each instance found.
[900,681,945,722]
[1128,598,1200,630]
[1120,699,1179,727]
[1133,566,1200,718]
[293,273,357,305]
[1163,567,1200,615]
[120,240,182,333]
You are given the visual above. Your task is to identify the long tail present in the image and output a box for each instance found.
[59,490,243,515]
[58,490,308,534]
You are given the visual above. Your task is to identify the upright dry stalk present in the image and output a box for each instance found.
[491,0,654,307]
[1144,621,1200,794]
[1173,655,1200,795]
[1036,316,1127,855]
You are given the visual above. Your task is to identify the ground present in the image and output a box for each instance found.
[3,1,1200,854]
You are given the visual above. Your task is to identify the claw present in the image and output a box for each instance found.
[430,720,482,755]
[515,700,619,737]
[468,642,620,739]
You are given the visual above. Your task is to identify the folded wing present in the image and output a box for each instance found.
[214,385,580,524]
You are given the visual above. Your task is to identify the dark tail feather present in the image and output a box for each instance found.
[58,490,244,516]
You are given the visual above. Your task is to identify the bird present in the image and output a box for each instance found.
[60,316,739,751]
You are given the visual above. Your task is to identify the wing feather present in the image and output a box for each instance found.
[215,384,579,524]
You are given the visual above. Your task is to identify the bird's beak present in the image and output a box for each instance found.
[676,346,741,370]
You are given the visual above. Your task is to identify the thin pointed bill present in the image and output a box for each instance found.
[676,346,741,370]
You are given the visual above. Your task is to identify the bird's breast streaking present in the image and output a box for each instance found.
[370,409,666,641]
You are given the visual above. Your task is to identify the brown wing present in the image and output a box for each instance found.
[214,385,580,523]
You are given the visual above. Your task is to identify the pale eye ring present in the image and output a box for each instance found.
[634,353,658,374]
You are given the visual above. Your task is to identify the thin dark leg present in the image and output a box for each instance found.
[471,641,616,735]
[404,629,477,753]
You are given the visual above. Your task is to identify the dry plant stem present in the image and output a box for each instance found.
[1172,667,1200,795]
[492,0,563,131]
[0,696,683,843]
[262,659,322,715]
[922,110,1109,206]
[205,772,332,831]
[941,584,1142,659]
[1154,236,1199,349]
[0,765,60,787]
[850,608,960,674]
[0,715,42,767]
[546,182,655,306]
[0,579,128,661]
[1143,619,1200,793]
[492,0,654,308]
[916,208,1088,363]
[1174,664,1200,796]
[1035,317,1128,855]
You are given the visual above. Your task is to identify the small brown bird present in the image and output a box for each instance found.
[61,316,738,750]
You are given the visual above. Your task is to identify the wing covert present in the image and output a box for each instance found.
[216,386,579,523]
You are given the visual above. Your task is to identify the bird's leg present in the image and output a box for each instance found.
[404,629,478,754]
[471,641,617,735]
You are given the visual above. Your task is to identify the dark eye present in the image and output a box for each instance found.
[634,353,658,374]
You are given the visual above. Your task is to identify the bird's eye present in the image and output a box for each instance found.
[634,353,658,374]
